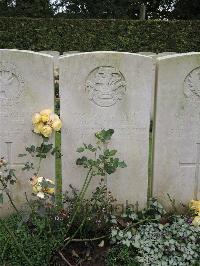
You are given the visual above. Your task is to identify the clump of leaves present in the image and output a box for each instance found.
[63,180,116,239]
[19,135,61,175]
[62,129,127,247]
[76,128,127,176]
[0,213,67,266]
[106,245,140,266]
[108,199,200,266]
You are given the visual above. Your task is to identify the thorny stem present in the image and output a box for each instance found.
[66,168,93,232]
[0,178,20,215]
[63,179,105,249]
[35,139,45,176]
[66,234,108,243]
[123,217,160,232]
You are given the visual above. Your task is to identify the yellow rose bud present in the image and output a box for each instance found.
[52,119,62,131]
[41,125,53,138]
[32,113,41,124]
[33,122,44,134]
[192,215,200,226]
[40,109,52,116]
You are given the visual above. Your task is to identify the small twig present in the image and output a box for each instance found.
[58,250,72,266]
[123,217,160,232]
[65,234,108,243]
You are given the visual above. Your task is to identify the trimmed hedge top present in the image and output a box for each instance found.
[0,18,199,53]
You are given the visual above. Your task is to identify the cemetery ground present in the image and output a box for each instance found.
[0,128,200,265]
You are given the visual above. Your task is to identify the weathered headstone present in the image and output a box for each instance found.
[151,52,178,59]
[60,52,155,208]
[39,50,60,76]
[138,52,156,56]
[153,53,200,208]
[62,51,80,56]
[0,50,54,216]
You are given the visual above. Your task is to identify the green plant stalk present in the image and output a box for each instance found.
[0,219,33,266]
[36,139,45,176]
[63,179,107,249]
[74,167,92,207]
[66,167,93,231]
[124,217,160,232]
[0,178,20,215]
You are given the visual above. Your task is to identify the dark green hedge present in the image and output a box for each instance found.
[0,18,199,53]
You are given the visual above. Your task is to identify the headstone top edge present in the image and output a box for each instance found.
[59,51,156,62]
[0,49,54,59]
[157,52,200,62]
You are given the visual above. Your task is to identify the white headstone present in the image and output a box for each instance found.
[138,52,156,56]
[151,52,178,59]
[153,53,200,209]
[62,51,80,56]
[0,50,55,216]
[60,52,155,208]
[39,51,60,75]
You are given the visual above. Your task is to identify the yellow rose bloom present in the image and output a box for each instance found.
[41,125,53,138]
[52,119,62,131]
[40,109,52,116]
[37,192,45,199]
[33,184,43,193]
[32,113,41,124]
[190,200,200,214]
[49,113,59,122]
[30,176,55,197]
[41,114,50,123]
[45,187,55,195]
[192,215,200,226]
[40,109,52,123]
[33,122,44,134]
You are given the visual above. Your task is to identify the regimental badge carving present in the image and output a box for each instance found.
[184,67,200,99]
[85,66,127,107]
[0,62,24,100]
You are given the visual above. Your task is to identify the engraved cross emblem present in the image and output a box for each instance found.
[179,143,200,200]
[5,142,24,168]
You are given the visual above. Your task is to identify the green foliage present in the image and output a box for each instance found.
[1,0,199,20]
[0,0,53,17]
[0,158,17,205]
[108,199,200,266]
[0,18,199,53]
[64,180,116,238]
[0,213,66,266]
[76,129,127,176]
[106,245,140,266]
